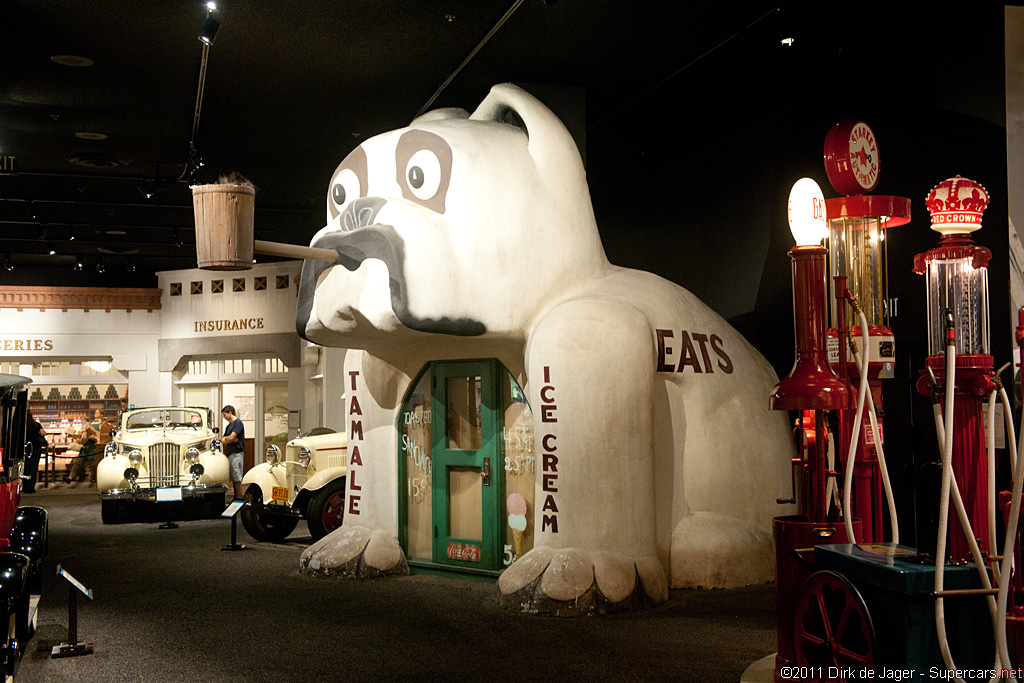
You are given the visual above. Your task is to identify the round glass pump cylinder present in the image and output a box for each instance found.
[925,256,989,356]
[828,215,886,327]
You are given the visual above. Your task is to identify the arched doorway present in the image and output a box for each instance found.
[398,359,536,575]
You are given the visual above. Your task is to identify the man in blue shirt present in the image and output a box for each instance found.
[221,405,245,500]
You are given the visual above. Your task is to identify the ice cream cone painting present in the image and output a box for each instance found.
[507,493,528,561]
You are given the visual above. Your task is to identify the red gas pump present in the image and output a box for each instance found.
[913,175,994,562]
[760,165,1010,681]
[823,119,910,543]
[770,177,859,682]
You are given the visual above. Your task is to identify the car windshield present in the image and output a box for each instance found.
[125,409,204,431]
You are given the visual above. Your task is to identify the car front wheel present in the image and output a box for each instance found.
[240,490,298,542]
[306,478,346,541]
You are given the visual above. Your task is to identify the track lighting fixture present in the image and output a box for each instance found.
[74,258,83,272]
[96,259,106,274]
[199,14,220,45]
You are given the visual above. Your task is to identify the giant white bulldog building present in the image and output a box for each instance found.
[296,83,795,614]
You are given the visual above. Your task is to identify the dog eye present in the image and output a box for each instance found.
[405,149,441,201]
[330,168,361,210]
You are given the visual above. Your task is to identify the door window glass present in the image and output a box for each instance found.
[502,372,535,564]
[401,371,433,561]
[446,376,481,450]
[448,466,483,540]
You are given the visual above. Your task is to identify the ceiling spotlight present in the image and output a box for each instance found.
[73,258,83,272]
[96,259,106,274]
[51,54,94,68]
[47,242,56,256]
[206,1,219,11]
[199,14,221,45]
[1,255,11,272]
[126,260,136,273]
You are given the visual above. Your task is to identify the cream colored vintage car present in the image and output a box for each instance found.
[240,428,347,542]
[97,407,229,523]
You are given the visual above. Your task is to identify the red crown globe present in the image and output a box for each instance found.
[924,175,989,235]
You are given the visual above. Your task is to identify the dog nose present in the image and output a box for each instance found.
[342,197,386,231]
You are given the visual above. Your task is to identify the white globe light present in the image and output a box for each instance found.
[787,178,828,246]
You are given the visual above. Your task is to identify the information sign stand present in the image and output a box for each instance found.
[221,499,246,551]
[51,565,94,658]
[156,487,182,529]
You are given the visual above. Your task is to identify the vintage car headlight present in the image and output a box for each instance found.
[128,449,143,466]
[265,445,280,464]
[298,446,312,468]
[104,442,117,457]
[184,447,201,464]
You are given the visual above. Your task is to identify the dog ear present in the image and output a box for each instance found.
[469,83,584,182]
[410,107,469,126]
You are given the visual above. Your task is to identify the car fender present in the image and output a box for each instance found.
[0,553,29,612]
[97,454,130,490]
[9,508,46,562]
[198,452,229,486]
[293,467,346,514]
[300,467,346,495]
[241,463,287,502]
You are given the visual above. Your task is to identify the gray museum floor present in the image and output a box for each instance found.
[16,482,778,683]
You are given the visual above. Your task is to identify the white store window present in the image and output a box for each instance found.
[82,360,117,376]
[31,361,70,376]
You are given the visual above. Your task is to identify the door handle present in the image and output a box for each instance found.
[481,457,491,486]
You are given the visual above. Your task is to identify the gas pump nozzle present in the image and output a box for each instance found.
[926,367,941,405]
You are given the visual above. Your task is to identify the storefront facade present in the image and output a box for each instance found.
[0,262,338,456]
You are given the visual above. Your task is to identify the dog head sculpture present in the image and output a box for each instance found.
[297,84,611,346]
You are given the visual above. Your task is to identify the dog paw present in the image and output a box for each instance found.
[497,547,667,615]
[300,525,408,579]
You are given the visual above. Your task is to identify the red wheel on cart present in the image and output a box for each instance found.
[793,570,875,675]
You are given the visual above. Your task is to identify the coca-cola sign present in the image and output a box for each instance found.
[447,542,481,562]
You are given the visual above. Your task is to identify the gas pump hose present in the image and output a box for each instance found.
[932,317,1015,678]
[842,307,900,544]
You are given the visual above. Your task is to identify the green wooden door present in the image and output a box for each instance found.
[430,360,502,570]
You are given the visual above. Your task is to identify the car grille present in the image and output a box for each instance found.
[146,442,181,487]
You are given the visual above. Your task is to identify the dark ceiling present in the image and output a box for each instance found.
[0,0,814,285]
[5,1,997,289]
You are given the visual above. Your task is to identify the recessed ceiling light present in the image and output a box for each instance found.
[68,156,124,168]
[74,132,108,141]
[51,55,94,67]
[105,230,127,236]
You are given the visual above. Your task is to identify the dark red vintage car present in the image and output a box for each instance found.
[0,374,48,676]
